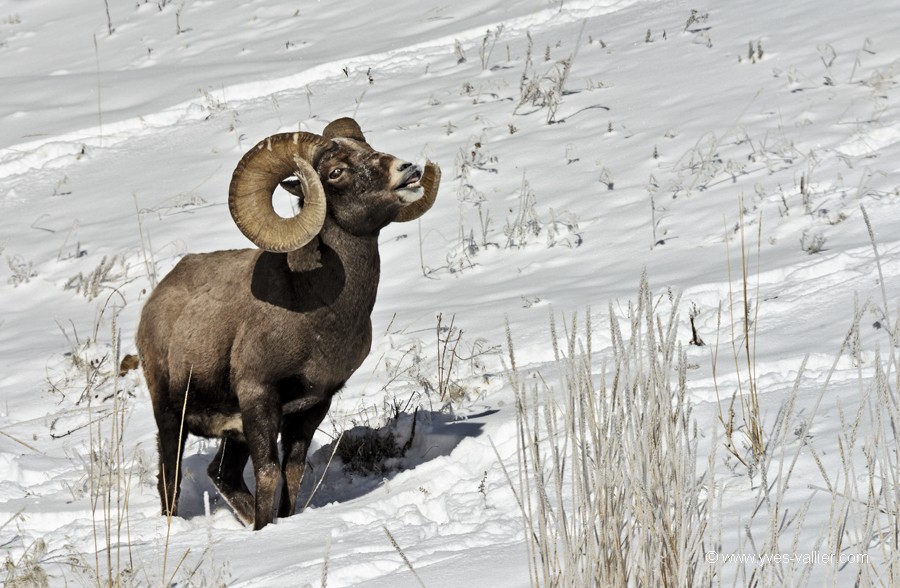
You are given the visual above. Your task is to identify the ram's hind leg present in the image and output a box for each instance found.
[145,367,186,518]
[207,438,254,526]
[154,416,188,517]
[278,397,332,518]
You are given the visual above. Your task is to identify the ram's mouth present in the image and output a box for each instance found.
[396,168,422,191]
[394,166,423,204]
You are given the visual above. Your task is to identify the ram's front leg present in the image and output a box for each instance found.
[278,397,332,518]
[239,382,282,530]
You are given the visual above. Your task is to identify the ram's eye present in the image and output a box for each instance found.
[328,168,343,180]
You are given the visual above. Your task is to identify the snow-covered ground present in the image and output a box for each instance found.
[2,0,899,585]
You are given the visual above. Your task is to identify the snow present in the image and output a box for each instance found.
[2,0,899,585]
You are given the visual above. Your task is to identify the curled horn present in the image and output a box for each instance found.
[228,133,331,253]
[393,161,441,223]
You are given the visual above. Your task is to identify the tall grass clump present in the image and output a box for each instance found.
[505,273,709,587]
[714,206,765,467]
[85,307,136,587]
[52,296,144,586]
[703,209,899,585]
[709,301,899,585]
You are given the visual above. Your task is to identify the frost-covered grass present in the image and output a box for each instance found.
[507,276,708,586]
[509,274,900,586]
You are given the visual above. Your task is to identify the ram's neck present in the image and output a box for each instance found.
[321,217,380,280]
[283,218,381,313]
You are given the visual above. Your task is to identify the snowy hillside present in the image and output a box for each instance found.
[2,0,900,585]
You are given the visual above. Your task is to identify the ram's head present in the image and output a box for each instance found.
[228,118,440,252]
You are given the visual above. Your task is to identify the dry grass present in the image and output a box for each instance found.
[504,249,899,585]
[86,306,145,587]
[505,273,709,587]
[714,203,765,467]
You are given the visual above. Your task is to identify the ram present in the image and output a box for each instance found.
[136,118,440,530]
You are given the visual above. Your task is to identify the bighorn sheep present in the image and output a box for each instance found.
[136,118,440,530]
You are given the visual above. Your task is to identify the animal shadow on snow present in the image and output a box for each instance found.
[176,409,494,522]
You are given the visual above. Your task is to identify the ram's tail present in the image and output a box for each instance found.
[118,354,140,377]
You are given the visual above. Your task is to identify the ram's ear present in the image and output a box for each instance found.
[280,180,304,197]
[323,118,367,144]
